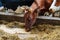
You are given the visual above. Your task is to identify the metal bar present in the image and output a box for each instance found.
[37,16,60,21]
[0,12,60,25]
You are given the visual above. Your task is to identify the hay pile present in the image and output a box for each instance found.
[0,30,20,40]
[15,6,29,14]
[0,20,60,40]
[31,24,60,40]
[0,20,25,28]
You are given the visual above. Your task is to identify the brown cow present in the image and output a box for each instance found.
[24,0,53,32]
[55,0,60,6]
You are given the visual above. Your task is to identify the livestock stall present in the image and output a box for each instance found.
[0,0,60,40]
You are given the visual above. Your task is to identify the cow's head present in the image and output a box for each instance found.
[24,8,38,32]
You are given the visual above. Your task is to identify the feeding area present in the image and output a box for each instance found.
[0,0,60,40]
[0,19,60,40]
[0,5,60,40]
[0,5,59,40]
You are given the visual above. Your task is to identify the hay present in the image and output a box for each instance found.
[0,30,20,40]
[0,20,60,40]
[6,21,25,28]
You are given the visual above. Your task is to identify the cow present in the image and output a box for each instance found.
[24,0,60,32]
[49,0,60,13]
[24,0,53,32]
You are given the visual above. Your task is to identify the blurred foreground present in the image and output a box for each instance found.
[0,20,60,40]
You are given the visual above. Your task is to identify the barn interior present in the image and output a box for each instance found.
[0,0,60,40]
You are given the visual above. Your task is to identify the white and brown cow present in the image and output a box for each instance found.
[49,0,60,13]
[24,0,60,31]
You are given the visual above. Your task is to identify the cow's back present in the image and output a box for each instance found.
[55,0,60,6]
